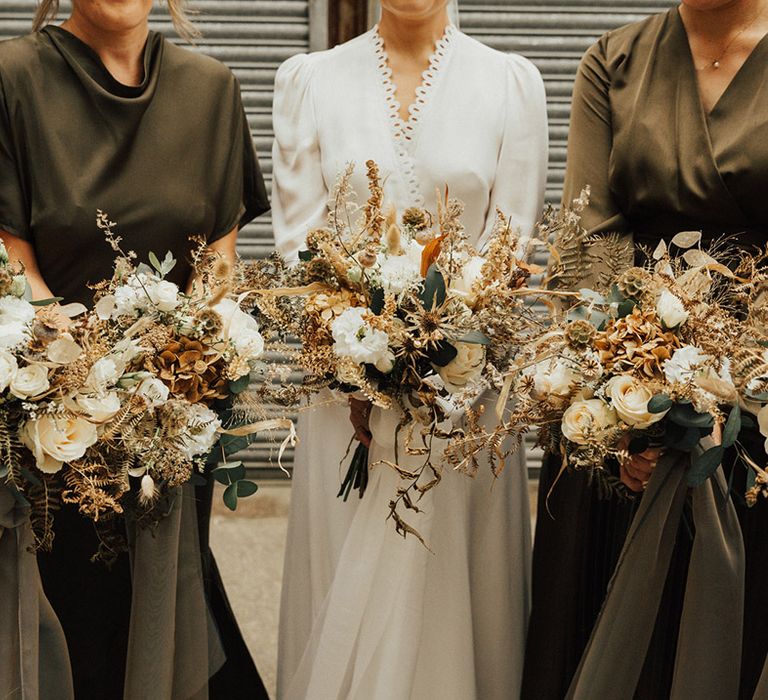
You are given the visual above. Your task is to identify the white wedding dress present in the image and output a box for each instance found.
[272,22,548,700]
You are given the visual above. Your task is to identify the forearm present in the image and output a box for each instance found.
[186,227,238,295]
[0,231,55,301]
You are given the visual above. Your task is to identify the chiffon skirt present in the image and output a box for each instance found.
[523,432,767,700]
[278,390,532,700]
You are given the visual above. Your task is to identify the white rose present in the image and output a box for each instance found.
[663,345,712,385]
[10,364,50,399]
[656,289,688,328]
[86,358,120,393]
[561,399,618,445]
[449,255,486,307]
[331,307,391,366]
[21,414,99,474]
[436,342,485,393]
[0,348,18,392]
[606,375,667,428]
[527,358,579,398]
[179,404,221,459]
[74,392,122,422]
[135,377,170,407]
[0,296,35,349]
[148,279,180,312]
[214,298,265,361]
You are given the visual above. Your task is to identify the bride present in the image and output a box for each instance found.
[271,1,548,697]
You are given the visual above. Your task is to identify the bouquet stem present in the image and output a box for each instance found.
[338,441,369,501]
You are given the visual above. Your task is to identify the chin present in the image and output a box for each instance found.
[72,0,153,31]
[380,0,448,20]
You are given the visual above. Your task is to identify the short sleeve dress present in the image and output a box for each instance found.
[0,27,269,699]
[523,9,767,700]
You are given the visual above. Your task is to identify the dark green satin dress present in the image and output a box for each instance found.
[523,9,768,700]
[0,26,269,699]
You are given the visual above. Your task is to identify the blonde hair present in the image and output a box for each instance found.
[33,0,201,42]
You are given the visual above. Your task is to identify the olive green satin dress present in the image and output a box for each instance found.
[523,9,767,700]
[0,26,269,699]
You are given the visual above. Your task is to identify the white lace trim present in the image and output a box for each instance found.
[371,23,456,205]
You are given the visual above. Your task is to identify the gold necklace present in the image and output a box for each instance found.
[694,6,765,71]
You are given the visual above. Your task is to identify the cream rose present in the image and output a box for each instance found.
[656,290,688,328]
[135,377,171,407]
[436,342,485,393]
[527,358,579,398]
[606,375,668,428]
[74,392,122,422]
[10,364,50,400]
[561,399,618,445]
[148,279,180,312]
[0,348,18,392]
[21,414,99,473]
[86,358,120,393]
[449,255,486,307]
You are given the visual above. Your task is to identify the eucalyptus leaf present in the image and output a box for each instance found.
[747,467,757,492]
[298,250,313,262]
[212,462,246,484]
[29,297,63,306]
[229,374,251,394]
[667,403,715,429]
[648,394,673,414]
[236,480,259,498]
[219,433,250,457]
[223,483,238,511]
[606,284,625,304]
[617,299,636,318]
[687,445,725,487]
[420,264,446,309]
[579,288,605,304]
[428,341,458,367]
[722,404,741,449]
[458,330,491,345]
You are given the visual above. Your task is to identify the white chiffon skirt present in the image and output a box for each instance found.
[277,390,531,700]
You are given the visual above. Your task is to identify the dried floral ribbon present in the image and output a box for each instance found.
[218,418,297,476]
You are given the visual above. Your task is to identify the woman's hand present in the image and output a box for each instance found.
[348,398,372,449]
[618,433,663,492]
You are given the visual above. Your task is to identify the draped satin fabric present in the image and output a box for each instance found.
[0,487,73,700]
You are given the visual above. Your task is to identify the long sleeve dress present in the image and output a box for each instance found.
[522,8,768,700]
[0,26,270,700]
[271,24,548,700]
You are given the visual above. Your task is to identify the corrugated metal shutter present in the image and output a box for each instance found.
[457,1,676,476]
[0,1,312,477]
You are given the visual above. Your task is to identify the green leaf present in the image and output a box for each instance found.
[687,445,725,487]
[628,435,649,454]
[29,297,63,306]
[579,288,605,304]
[721,405,742,449]
[606,284,625,304]
[746,390,768,402]
[458,330,491,345]
[428,341,458,368]
[617,299,636,318]
[229,374,251,394]
[667,403,715,429]
[648,394,673,414]
[370,286,385,315]
[218,433,250,457]
[148,251,163,273]
[420,264,446,309]
[223,482,239,511]
[298,250,313,262]
[236,480,259,498]
[747,467,757,492]
[161,251,176,275]
[213,462,246,484]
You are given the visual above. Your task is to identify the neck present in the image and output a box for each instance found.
[680,0,766,41]
[378,9,450,56]
[61,12,149,86]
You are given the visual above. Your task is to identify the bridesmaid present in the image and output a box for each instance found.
[0,0,269,697]
[523,2,768,698]
[271,1,548,698]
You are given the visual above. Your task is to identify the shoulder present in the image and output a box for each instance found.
[453,30,544,94]
[585,10,672,75]
[276,30,372,86]
[162,39,237,94]
[0,33,49,82]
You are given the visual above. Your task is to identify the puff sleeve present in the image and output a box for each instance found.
[271,54,329,264]
[478,54,548,251]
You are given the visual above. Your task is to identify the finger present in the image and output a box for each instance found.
[620,465,644,492]
[640,448,663,460]
[627,455,656,475]
[624,462,651,482]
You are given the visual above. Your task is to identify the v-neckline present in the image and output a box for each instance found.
[675,7,768,118]
[372,24,456,143]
